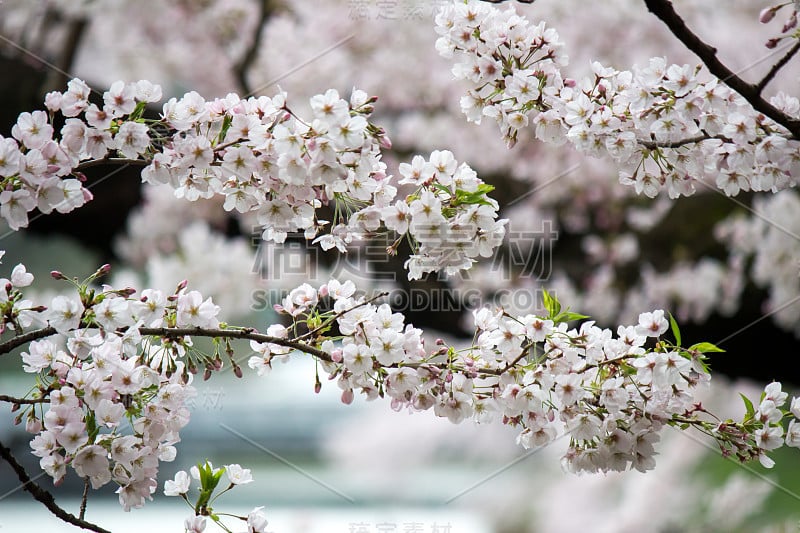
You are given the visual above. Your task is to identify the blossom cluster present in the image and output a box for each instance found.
[0,79,506,279]
[6,261,229,511]
[1,255,799,528]
[378,150,506,279]
[435,0,800,198]
[252,278,800,474]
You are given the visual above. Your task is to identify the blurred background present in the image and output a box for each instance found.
[1,0,800,531]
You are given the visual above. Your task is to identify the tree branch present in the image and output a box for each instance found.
[756,40,800,95]
[0,394,48,405]
[0,326,57,355]
[138,326,334,362]
[0,324,333,360]
[643,0,800,138]
[0,439,112,533]
[79,478,90,520]
[234,0,276,95]
[0,325,514,379]
[638,134,716,150]
[75,157,151,171]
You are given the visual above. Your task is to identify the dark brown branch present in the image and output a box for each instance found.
[235,0,276,95]
[0,394,48,405]
[638,134,713,150]
[75,158,151,171]
[0,326,57,355]
[138,327,333,362]
[0,325,512,379]
[643,0,800,138]
[0,439,112,533]
[0,324,333,361]
[756,40,800,95]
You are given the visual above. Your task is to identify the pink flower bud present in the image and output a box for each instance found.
[783,11,797,32]
[176,279,188,292]
[314,382,322,394]
[760,6,778,24]
[341,389,354,405]
[234,365,243,378]
[51,270,67,280]
[26,417,42,434]
[331,349,343,363]
[766,37,781,48]
[318,284,329,297]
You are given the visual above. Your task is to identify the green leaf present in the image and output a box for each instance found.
[197,461,223,493]
[128,101,148,121]
[217,114,233,144]
[450,184,497,207]
[85,411,99,443]
[553,311,589,323]
[431,182,452,196]
[668,312,681,346]
[688,342,725,353]
[740,393,755,419]
[542,289,561,318]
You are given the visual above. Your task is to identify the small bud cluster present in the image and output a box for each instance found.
[759,2,800,48]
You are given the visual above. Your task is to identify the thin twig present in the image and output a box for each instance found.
[638,134,717,150]
[79,478,90,520]
[295,291,389,342]
[75,157,150,171]
[756,40,800,94]
[643,0,800,138]
[0,440,112,533]
[138,327,333,361]
[0,325,516,379]
[0,394,48,405]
